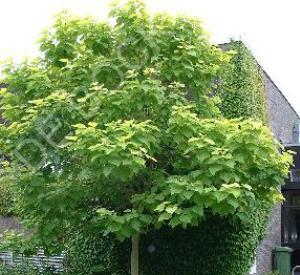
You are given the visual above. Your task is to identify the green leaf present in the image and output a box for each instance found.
[130,219,141,231]
[165,205,178,214]
[191,206,203,216]
[158,212,172,222]
[103,166,113,178]
[88,122,98,128]
[179,214,192,224]
[183,191,193,200]
[209,165,222,176]
[73,123,87,129]
[155,202,168,212]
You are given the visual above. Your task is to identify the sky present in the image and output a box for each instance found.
[0,0,299,114]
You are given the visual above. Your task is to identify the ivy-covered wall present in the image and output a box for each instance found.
[218,40,267,123]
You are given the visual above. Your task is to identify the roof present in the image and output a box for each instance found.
[284,144,300,148]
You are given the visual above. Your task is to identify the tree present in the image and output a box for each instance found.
[0,1,292,274]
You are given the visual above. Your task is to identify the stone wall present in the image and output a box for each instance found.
[264,70,299,144]
[256,205,281,274]
[256,70,299,275]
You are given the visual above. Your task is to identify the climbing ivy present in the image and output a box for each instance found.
[219,40,268,123]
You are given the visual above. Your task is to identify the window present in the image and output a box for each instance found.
[290,169,300,183]
[282,191,300,245]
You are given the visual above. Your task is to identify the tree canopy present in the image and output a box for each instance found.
[0,0,291,262]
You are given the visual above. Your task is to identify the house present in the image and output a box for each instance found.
[218,42,300,274]
[282,143,300,269]
[255,68,300,274]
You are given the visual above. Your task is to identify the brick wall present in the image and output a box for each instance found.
[264,70,299,144]
[256,70,299,275]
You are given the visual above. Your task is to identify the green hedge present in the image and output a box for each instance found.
[64,229,130,275]
[0,171,15,216]
[0,263,58,275]
[138,208,269,275]
[64,205,269,275]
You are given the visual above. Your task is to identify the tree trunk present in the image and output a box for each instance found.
[131,234,140,275]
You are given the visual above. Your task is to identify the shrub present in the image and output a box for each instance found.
[64,229,121,275]
[0,162,16,216]
[0,262,59,275]
[64,229,130,275]
[138,207,269,275]
[64,204,270,275]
